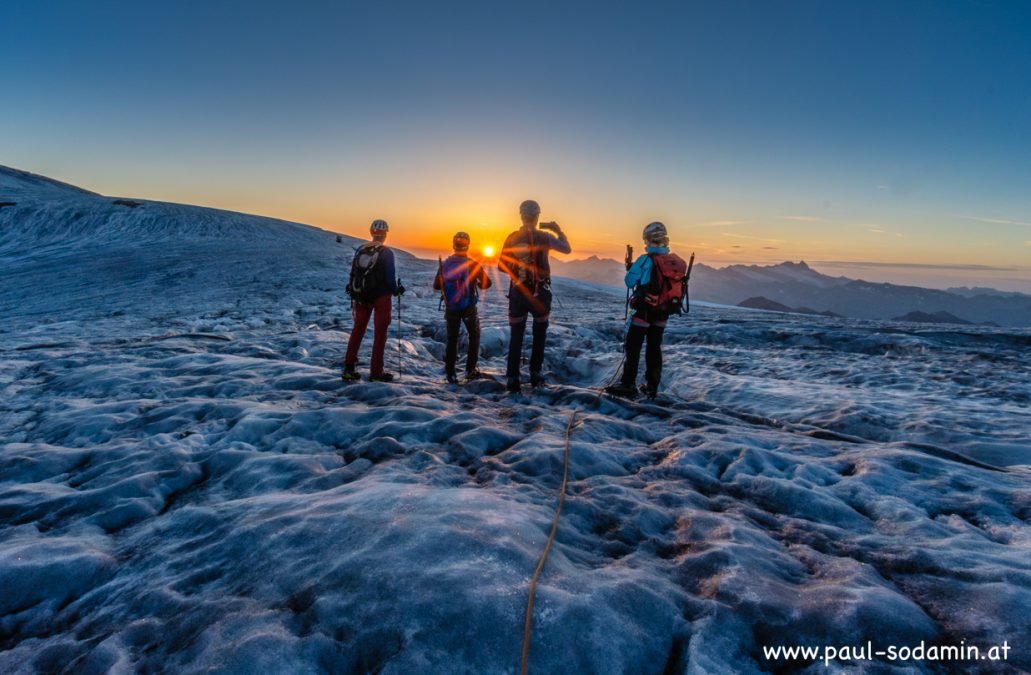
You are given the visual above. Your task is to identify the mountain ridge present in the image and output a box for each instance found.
[550,255,1031,326]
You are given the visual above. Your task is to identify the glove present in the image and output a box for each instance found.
[539,221,561,234]
[395,284,406,297]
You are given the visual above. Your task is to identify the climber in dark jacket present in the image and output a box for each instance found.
[343,219,405,382]
[498,199,571,392]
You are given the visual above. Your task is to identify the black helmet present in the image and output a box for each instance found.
[519,199,541,217]
[452,231,470,252]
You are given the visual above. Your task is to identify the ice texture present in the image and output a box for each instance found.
[1,167,1029,673]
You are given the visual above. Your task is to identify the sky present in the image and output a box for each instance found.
[3,0,1031,291]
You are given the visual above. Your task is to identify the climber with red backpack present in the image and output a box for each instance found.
[606,221,692,400]
[433,231,493,383]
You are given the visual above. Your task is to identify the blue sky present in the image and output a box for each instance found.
[3,1,1030,290]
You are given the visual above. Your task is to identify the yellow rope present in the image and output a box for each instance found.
[520,411,579,675]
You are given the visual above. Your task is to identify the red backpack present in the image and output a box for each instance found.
[642,253,688,313]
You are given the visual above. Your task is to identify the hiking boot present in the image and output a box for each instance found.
[530,372,546,387]
[370,373,395,383]
[506,376,521,393]
[465,369,484,381]
[341,366,360,382]
[639,383,658,399]
[604,383,639,399]
[446,370,459,384]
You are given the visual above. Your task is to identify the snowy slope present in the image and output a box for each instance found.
[0,165,427,331]
[1,169,1030,673]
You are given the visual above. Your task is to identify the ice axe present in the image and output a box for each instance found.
[623,244,634,324]
[396,277,403,380]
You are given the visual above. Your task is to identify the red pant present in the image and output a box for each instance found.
[345,294,393,376]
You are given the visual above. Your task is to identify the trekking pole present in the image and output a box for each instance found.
[437,257,446,312]
[621,244,634,350]
[684,252,695,314]
[623,244,634,321]
[396,278,403,380]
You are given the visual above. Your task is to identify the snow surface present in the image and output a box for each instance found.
[2,167,1030,673]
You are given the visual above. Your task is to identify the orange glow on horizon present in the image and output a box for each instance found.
[262,200,1028,285]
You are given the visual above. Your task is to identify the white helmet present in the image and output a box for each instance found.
[370,219,389,233]
[643,221,668,246]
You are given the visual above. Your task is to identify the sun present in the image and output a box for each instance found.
[483,245,496,258]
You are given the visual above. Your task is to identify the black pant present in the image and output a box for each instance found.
[445,306,481,375]
[622,320,666,391]
[507,284,552,378]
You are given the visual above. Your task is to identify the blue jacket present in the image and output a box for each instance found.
[378,247,399,296]
[624,246,669,289]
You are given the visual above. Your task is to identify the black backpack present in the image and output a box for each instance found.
[347,242,383,303]
[510,230,545,291]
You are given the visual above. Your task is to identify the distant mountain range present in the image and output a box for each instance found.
[737,296,842,318]
[550,257,1031,327]
[945,286,1031,300]
[548,255,626,287]
[737,297,1003,326]
[892,310,984,326]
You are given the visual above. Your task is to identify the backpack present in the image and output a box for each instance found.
[441,256,478,312]
[642,253,688,313]
[508,229,545,291]
[347,242,383,303]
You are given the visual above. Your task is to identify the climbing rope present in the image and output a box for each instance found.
[521,269,634,672]
[602,353,626,392]
[520,410,579,675]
